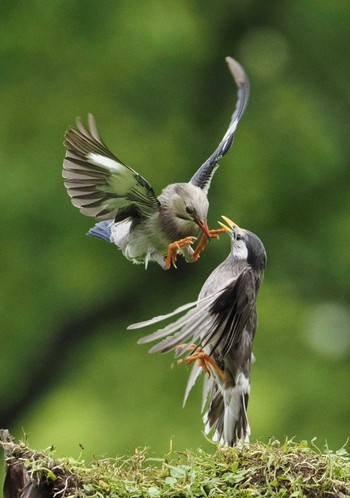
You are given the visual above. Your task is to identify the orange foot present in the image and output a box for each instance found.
[177,344,225,381]
[165,236,197,269]
[192,227,228,262]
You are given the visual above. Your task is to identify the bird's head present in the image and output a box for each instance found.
[219,215,267,271]
[160,183,210,238]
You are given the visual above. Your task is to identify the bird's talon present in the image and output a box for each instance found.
[177,344,225,381]
[192,227,226,262]
[209,227,227,239]
[166,237,197,269]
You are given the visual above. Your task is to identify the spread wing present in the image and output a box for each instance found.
[130,268,256,357]
[129,268,256,403]
[190,57,250,194]
[128,290,224,352]
[63,114,160,221]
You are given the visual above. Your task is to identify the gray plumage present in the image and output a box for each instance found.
[62,57,250,269]
[129,223,266,446]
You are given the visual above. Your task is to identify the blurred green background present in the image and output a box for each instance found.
[1,0,349,470]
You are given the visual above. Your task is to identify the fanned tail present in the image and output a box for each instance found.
[87,220,113,242]
[203,373,250,446]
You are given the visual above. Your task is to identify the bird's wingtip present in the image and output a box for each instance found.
[127,323,139,330]
[225,56,247,86]
[88,112,96,127]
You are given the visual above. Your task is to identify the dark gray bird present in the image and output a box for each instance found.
[62,57,250,269]
[129,217,266,446]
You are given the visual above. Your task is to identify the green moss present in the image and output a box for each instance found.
[2,435,349,497]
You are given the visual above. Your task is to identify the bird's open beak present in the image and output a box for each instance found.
[196,218,211,238]
[218,215,240,232]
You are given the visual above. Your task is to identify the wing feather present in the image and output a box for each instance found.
[133,268,256,360]
[205,268,256,357]
[190,57,250,194]
[128,291,220,332]
[131,269,256,404]
[63,114,160,221]
[135,296,215,346]
[183,363,203,407]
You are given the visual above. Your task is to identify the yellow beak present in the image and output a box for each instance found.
[218,215,240,232]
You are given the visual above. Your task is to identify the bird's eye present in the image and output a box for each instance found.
[236,233,243,241]
[185,206,194,215]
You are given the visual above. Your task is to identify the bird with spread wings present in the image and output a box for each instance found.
[129,217,266,446]
[62,57,250,269]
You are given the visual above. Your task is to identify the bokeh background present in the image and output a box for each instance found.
[1,0,349,472]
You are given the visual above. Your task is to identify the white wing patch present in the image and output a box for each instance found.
[88,153,125,172]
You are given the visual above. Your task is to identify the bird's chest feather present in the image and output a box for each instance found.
[126,217,169,257]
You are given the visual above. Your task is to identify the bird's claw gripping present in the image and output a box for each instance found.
[165,236,197,270]
[192,227,228,262]
[177,344,226,381]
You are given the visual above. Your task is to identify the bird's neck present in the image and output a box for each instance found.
[158,208,199,241]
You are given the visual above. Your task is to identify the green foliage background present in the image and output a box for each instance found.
[1,0,349,466]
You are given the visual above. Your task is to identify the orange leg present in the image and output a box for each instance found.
[165,236,197,270]
[192,227,227,262]
[177,344,225,381]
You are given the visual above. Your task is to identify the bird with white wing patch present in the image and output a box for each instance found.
[62,57,250,269]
